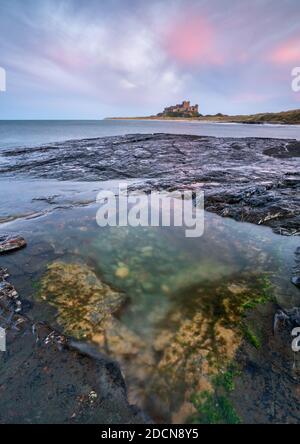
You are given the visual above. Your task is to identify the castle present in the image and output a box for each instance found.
[158,100,199,117]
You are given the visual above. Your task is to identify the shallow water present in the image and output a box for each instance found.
[1,198,299,422]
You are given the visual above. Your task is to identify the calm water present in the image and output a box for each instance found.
[0,119,299,150]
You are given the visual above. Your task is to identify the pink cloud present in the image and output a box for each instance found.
[270,38,300,64]
[162,15,223,66]
[44,45,90,70]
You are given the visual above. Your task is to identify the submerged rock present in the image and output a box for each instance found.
[0,267,23,315]
[0,234,26,254]
[273,306,300,334]
[115,265,130,279]
[39,261,147,360]
[0,267,9,280]
[39,261,127,339]
[0,266,147,424]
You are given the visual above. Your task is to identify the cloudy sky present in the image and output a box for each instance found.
[0,0,299,119]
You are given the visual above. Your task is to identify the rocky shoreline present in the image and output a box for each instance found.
[1,133,299,235]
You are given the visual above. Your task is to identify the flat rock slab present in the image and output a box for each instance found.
[1,133,299,235]
[0,235,27,254]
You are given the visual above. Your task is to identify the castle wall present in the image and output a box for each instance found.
[162,101,199,115]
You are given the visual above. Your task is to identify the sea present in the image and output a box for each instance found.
[0,119,299,150]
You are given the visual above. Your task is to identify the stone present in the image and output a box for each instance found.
[0,266,147,424]
[115,266,130,279]
[39,261,127,339]
[0,234,26,254]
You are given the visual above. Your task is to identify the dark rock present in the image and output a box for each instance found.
[0,268,148,424]
[273,306,300,334]
[1,133,299,235]
[292,277,300,288]
[264,141,300,158]
[0,234,27,254]
[233,303,300,424]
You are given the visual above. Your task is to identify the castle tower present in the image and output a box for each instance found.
[182,101,190,110]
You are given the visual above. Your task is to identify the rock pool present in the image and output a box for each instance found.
[1,200,299,423]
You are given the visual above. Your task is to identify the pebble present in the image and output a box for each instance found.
[115,266,130,279]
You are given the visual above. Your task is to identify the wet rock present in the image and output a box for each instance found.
[0,267,147,424]
[39,261,127,339]
[264,141,300,158]
[38,261,146,358]
[32,194,60,204]
[0,234,26,254]
[292,277,300,288]
[1,133,299,235]
[133,273,273,422]
[232,302,300,424]
[0,267,23,315]
[0,268,9,280]
[273,306,300,334]
[292,247,300,288]
[37,261,155,414]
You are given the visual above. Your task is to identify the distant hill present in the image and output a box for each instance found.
[202,109,300,125]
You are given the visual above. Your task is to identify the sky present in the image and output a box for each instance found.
[0,0,299,119]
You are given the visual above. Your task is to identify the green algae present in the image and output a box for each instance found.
[213,364,240,392]
[240,275,273,312]
[190,364,241,424]
[189,275,274,424]
[191,391,241,424]
[241,324,262,349]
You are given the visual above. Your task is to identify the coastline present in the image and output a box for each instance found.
[105,117,300,126]
[105,108,300,126]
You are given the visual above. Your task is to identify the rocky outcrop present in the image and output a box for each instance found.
[1,134,299,235]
